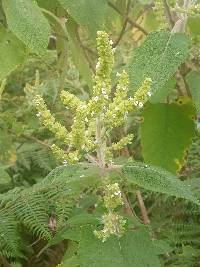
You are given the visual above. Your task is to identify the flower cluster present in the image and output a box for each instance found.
[104,70,132,129]
[32,31,152,167]
[60,90,83,111]
[51,144,80,164]
[30,30,154,243]
[94,183,126,242]
[87,31,114,116]
[94,212,126,242]
[103,183,123,209]
[176,4,200,16]
[34,95,69,143]
[110,134,134,151]
[132,78,152,109]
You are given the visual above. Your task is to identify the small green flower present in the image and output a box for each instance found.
[104,183,123,209]
[132,78,152,109]
[34,95,69,143]
[110,134,134,151]
[94,212,126,242]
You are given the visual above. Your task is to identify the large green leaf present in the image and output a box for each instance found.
[150,76,176,103]
[58,0,108,38]
[2,0,51,55]
[128,31,189,101]
[186,71,200,113]
[141,102,195,173]
[123,161,199,205]
[188,15,200,36]
[0,25,27,80]
[78,227,161,267]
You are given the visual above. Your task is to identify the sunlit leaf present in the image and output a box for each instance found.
[141,101,195,173]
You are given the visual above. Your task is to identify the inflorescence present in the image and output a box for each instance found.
[31,31,152,241]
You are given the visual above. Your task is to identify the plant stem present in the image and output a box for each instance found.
[108,1,148,36]
[136,190,150,225]
[162,0,174,29]
[96,116,106,177]
[113,0,131,47]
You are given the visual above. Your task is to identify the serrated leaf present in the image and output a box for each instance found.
[67,213,100,227]
[128,31,189,98]
[78,227,161,267]
[186,71,200,113]
[141,102,195,173]
[123,162,199,205]
[2,0,51,55]
[0,25,27,80]
[58,0,108,38]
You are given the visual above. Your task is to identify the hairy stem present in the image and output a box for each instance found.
[96,116,106,177]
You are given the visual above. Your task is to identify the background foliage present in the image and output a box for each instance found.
[0,0,200,266]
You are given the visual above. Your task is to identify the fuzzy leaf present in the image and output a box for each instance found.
[2,0,51,55]
[58,0,108,38]
[0,25,27,80]
[78,227,161,267]
[150,76,176,103]
[141,101,195,173]
[123,161,199,205]
[128,31,189,100]
[186,71,200,113]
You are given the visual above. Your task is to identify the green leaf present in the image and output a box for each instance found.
[150,76,176,103]
[123,161,199,205]
[60,256,79,267]
[66,19,93,88]
[141,102,195,173]
[58,0,108,38]
[2,0,51,55]
[186,71,200,113]
[188,15,200,36]
[0,25,27,80]
[36,0,62,14]
[0,166,11,185]
[128,31,189,99]
[67,213,100,227]
[78,227,161,267]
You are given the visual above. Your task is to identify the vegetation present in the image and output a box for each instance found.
[0,0,200,266]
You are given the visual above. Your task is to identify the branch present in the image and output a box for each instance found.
[23,134,51,149]
[108,1,148,36]
[136,190,150,225]
[162,0,174,29]
[113,0,131,47]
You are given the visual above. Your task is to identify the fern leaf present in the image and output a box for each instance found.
[13,191,52,240]
[0,209,23,258]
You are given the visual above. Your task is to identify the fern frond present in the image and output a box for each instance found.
[12,190,52,240]
[0,209,23,258]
